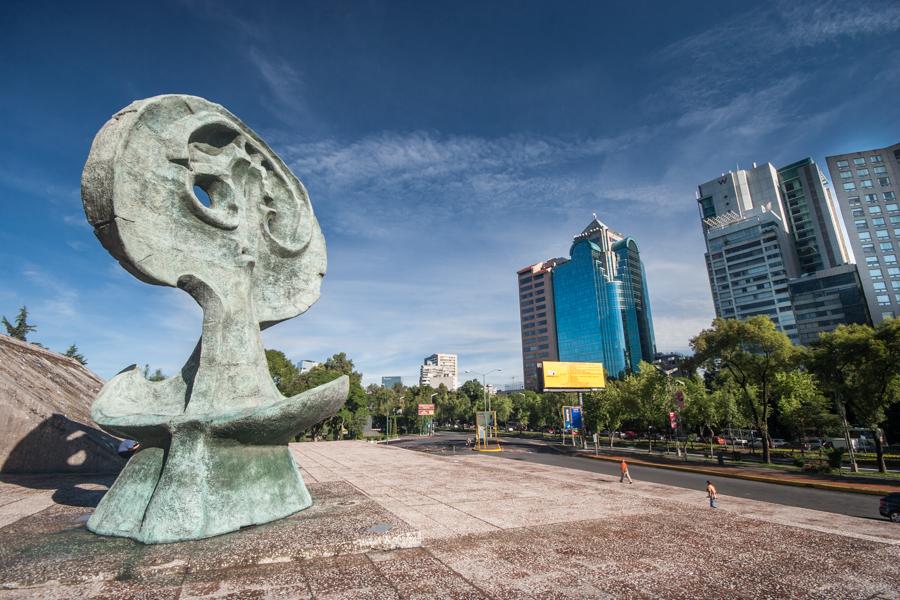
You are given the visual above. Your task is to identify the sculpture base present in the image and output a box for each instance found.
[88,436,311,544]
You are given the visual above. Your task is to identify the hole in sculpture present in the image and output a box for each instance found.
[194,185,212,208]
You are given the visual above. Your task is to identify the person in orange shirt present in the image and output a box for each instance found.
[620,459,633,484]
[706,480,718,508]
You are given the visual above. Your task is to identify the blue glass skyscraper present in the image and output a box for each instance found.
[551,218,657,377]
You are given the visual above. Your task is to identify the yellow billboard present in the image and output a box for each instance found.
[541,361,606,391]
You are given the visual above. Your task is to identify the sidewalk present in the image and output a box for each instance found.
[572,445,900,496]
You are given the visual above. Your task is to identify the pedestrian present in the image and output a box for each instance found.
[620,459,633,484]
[706,480,718,508]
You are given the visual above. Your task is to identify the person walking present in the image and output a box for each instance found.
[706,480,718,508]
[620,459,633,484]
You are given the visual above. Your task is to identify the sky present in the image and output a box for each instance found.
[1,0,899,388]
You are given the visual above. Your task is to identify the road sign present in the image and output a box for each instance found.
[562,406,583,431]
[418,403,435,416]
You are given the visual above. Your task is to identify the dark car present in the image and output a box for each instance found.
[880,493,900,522]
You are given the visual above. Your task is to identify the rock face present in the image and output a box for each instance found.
[80,95,348,544]
[0,335,123,474]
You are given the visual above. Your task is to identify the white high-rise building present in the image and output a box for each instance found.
[419,353,458,391]
[697,158,869,344]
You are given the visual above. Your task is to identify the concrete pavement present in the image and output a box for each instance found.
[1,440,898,598]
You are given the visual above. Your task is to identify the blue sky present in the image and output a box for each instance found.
[1,0,899,388]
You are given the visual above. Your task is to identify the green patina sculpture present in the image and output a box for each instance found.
[81,95,348,544]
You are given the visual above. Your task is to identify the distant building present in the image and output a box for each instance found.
[381,375,402,389]
[652,352,688,376]
[517,258,567,391]
[826,142,900,324]
[298,360,319,374]
[552,217,657,377]
[485,384,499,396]
[696,158,869,343]
[419,353,458,390]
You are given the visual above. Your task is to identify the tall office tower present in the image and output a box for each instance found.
[381,375,402,389]
[777,158,850,273]
[697,159,869,344]
[552,218,656,377]
[419,353,458,390]
[826,142,900,324]
[517,258,567,391]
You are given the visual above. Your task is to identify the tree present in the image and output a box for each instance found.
[265,349,300,394]
[691,316,797,464]
[142,364,166,381]
[583,384,628,447]
[773,371,835,455]
[617,362,670,450]
[492,394,513,424]
[2,306,36,341]
[64,343,87,365]
[811,321,900,473]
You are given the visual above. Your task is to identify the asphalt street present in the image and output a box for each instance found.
[394,432,889,521]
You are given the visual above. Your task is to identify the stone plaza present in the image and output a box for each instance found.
[1,441,898,599]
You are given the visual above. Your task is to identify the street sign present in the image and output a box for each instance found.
[417,403,435,416]
[562,406,583,431]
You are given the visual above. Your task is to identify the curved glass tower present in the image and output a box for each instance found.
[550,218,656,378]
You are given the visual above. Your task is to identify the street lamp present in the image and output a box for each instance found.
[464,368,502,412]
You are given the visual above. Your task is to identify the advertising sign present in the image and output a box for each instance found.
[417,403,435,416]
[562,406,583,431]
[541,361,606,392]
[668,411,678,430]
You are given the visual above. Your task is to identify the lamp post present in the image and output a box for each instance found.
[464,368,502,412]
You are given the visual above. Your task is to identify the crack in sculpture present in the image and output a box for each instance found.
[80,95,348,544]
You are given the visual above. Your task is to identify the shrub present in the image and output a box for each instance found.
[827,447,845,470]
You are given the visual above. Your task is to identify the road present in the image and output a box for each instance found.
[394,432,888,520]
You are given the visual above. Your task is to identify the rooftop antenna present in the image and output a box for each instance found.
[592,212,598,220]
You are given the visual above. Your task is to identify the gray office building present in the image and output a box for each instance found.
[826,142,900,324]
[697,158,869,344]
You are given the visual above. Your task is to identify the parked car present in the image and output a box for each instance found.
[749,438,788,449]
[621,430,638,440]
[703,435,726,445]
[879,493,900,522]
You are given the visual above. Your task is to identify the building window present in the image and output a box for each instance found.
[887,203,899,212]
[874,166,887,175]
[855,219,868,229]
[886,255,898,264]
[861,179,874,188]
[840,171,853,179]
[885,192,897,200]
[857,168,870,177]
[865,193,879,203]
[853,157,866,166]
[873,217,886,226]
[844,182,857,191]
[882,311,895,321]
[852,208,865,217]
[874,282,887,291]
[863,244,876,254]
[877,230,890,239]
[871,155,884,163]
[859,231,872,240]
[870,206,883,214]
[870,268,883,278]
[879,177,891,187]
[837,159,849,168]
[881,243,894,251]
[877,294,891,306]
[888,267,900,277]
[848,196,861,205]
[867,257,881,265]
